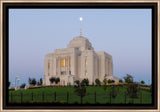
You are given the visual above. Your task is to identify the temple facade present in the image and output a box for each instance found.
[43,34,119,86]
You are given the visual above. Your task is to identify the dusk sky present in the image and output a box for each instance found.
[9,9,151,86]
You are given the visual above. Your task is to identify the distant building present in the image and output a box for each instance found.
[43,31,119,86]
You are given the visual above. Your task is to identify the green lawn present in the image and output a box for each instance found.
[9,86,152,104]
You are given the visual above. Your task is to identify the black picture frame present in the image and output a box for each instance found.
[2,2,158,110]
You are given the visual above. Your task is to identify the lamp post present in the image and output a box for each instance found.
[17,79,20,88]
[15,76,18,87]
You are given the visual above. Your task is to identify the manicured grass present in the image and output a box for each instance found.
[9,86,152,104]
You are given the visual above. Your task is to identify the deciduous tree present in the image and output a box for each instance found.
[95,79,100,86]
[123,74,133,83]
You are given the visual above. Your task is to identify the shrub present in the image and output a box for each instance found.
[119,79,123,83]
[141,80,145,84]
[20,83,26,89]
[107,79,112,84]
[81,78,89,86]
[95,79,101,86]
[123,74,133,83]
[111,80,115,83]
[49,77,55,84]
[103,79,107,85]
[28,78,37,86]
[55,78,60,84]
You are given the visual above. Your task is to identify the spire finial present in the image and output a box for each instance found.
[80,29,82,36]
[79,17,83,36]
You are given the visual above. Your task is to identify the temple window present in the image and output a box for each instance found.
[85,59,87,68]
[69,58,71,67]
[61,58,66,67]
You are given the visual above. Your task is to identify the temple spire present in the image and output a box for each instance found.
[80,29,82,36]
[79,17,83,36]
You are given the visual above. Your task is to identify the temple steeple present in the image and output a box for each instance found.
[79,17,83,36]
[80,29,82,36]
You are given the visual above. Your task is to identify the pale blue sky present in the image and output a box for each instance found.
[9,9,151,86]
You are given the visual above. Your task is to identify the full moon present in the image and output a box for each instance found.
[79,17,83,21]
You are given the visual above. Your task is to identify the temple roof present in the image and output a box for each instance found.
[67,36,93,51]
[70,36,88,42]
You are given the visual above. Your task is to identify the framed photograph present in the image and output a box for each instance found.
[0,0,159,112]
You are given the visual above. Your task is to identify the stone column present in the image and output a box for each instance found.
[59,56,61,76]
[111,61,113,76]
[106,59,109,76]
[108,60,110,76]
[72,52,76,76]
[56,58,58,76]
[68,56,69,75]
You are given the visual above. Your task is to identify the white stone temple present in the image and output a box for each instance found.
[43,31,119,86]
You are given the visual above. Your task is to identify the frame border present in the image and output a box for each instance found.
[0,0,159,112]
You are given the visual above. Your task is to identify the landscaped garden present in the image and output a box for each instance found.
[9,74,152,104]
[9,85,152,104]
